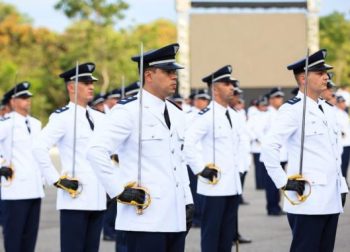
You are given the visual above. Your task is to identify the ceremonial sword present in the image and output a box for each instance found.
[201,75,221,185]
[283,49,312,205]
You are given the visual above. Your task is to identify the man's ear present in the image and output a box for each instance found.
[144,69,153,83]
[66,82,74,93]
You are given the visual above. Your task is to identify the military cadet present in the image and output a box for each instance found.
[32,63,106,252]
[335,95,350,180]
[184,89,211,228]
[90,93,106,113]
[260,87,286,216]
[247,98,259,119]
[0,93,12,118]
[87,43,194,252]
[320,72,337,105]
[227,79,252,245]
[104,88,121,114]
[229,80,250,205]
[170,93,184,109]
[184,65,245,252]
[0,82,44,252]
[124,81,140,97]
[261,49,348,252]
[247,96,270,190]
[193,89,211,111]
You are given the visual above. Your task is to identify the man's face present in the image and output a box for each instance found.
[257,104,268,112]
[145,68,178,98]
[68,81,94,104]
[230,92,240,106]
[93,102,105,113]
[269,96,284,109]
[321,88,334,102]
[337,101,347,111]
[214,81,234,104]
[105,97,118,109]
[11,97,31,114]
[194,98,209,110]
[303,71,329,95]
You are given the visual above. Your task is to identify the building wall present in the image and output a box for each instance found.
[189,13,307,89]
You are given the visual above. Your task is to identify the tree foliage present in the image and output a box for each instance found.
[54,0,129,26]
[320,12,350,86]
[0,1,176,123]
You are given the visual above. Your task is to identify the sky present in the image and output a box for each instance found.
[3,0,350,32]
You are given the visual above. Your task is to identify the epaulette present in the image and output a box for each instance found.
[118,96,137,105]
[325,101,334,107]
[198,107,210,115]
[166,99,182,110]
[0,116,10,121]
[286,97,301,105]
[54,106,69,113]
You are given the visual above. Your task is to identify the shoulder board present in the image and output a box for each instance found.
[325,101,334,107]
[198,107,210,115]
[118,96,137,105]
[166,99,182,110]
[54,106,69,113]
[286,97,301,105]
[0,116,11,122]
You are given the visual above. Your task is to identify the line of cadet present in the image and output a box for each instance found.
[0,43,349,252]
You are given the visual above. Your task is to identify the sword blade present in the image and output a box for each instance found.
[72,61,79,178]
[299,48,310,176]
[137,43,144,187]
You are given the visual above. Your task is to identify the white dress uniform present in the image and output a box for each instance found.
[233,108,251,173]
[32,102,106,210]
[87,90,193,232]
[0,112,44,199]
[262,106,288,163]
[261,91,348,214]
[335,106,350,148]
[184,101,243,196]
[247,110,270,154]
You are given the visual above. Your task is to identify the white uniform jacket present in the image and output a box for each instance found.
[260,106,288,162]
[261,92,348,215]
[32,102,106,211]
[335,107,350,147]
[0,112,44,200]
[87,90,193,232]
[233,108,251,173]
[184,101,244,196]
[247,110,270,154]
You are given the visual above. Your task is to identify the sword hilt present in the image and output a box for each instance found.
[0,162,14,187]
[199,163,221,185]
[282,174,311,205]
[117,181,151,215]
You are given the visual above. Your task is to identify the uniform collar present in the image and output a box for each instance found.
[210,101,229,113]
[140,89,166,114]
[11,111,29,121]
[68,101,88,113]
[297,91,325,118]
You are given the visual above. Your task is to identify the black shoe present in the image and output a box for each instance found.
[237,235,252,244]
[268,210,286,216]
[239,200,250,205]
[192,222,201,228]
[103,234,116,241]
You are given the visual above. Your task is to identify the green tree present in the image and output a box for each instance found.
[0,2,65,122]
[54,0,129,26]
[320,12,350,86]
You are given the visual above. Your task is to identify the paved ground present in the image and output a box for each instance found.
[1,151,349,251]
